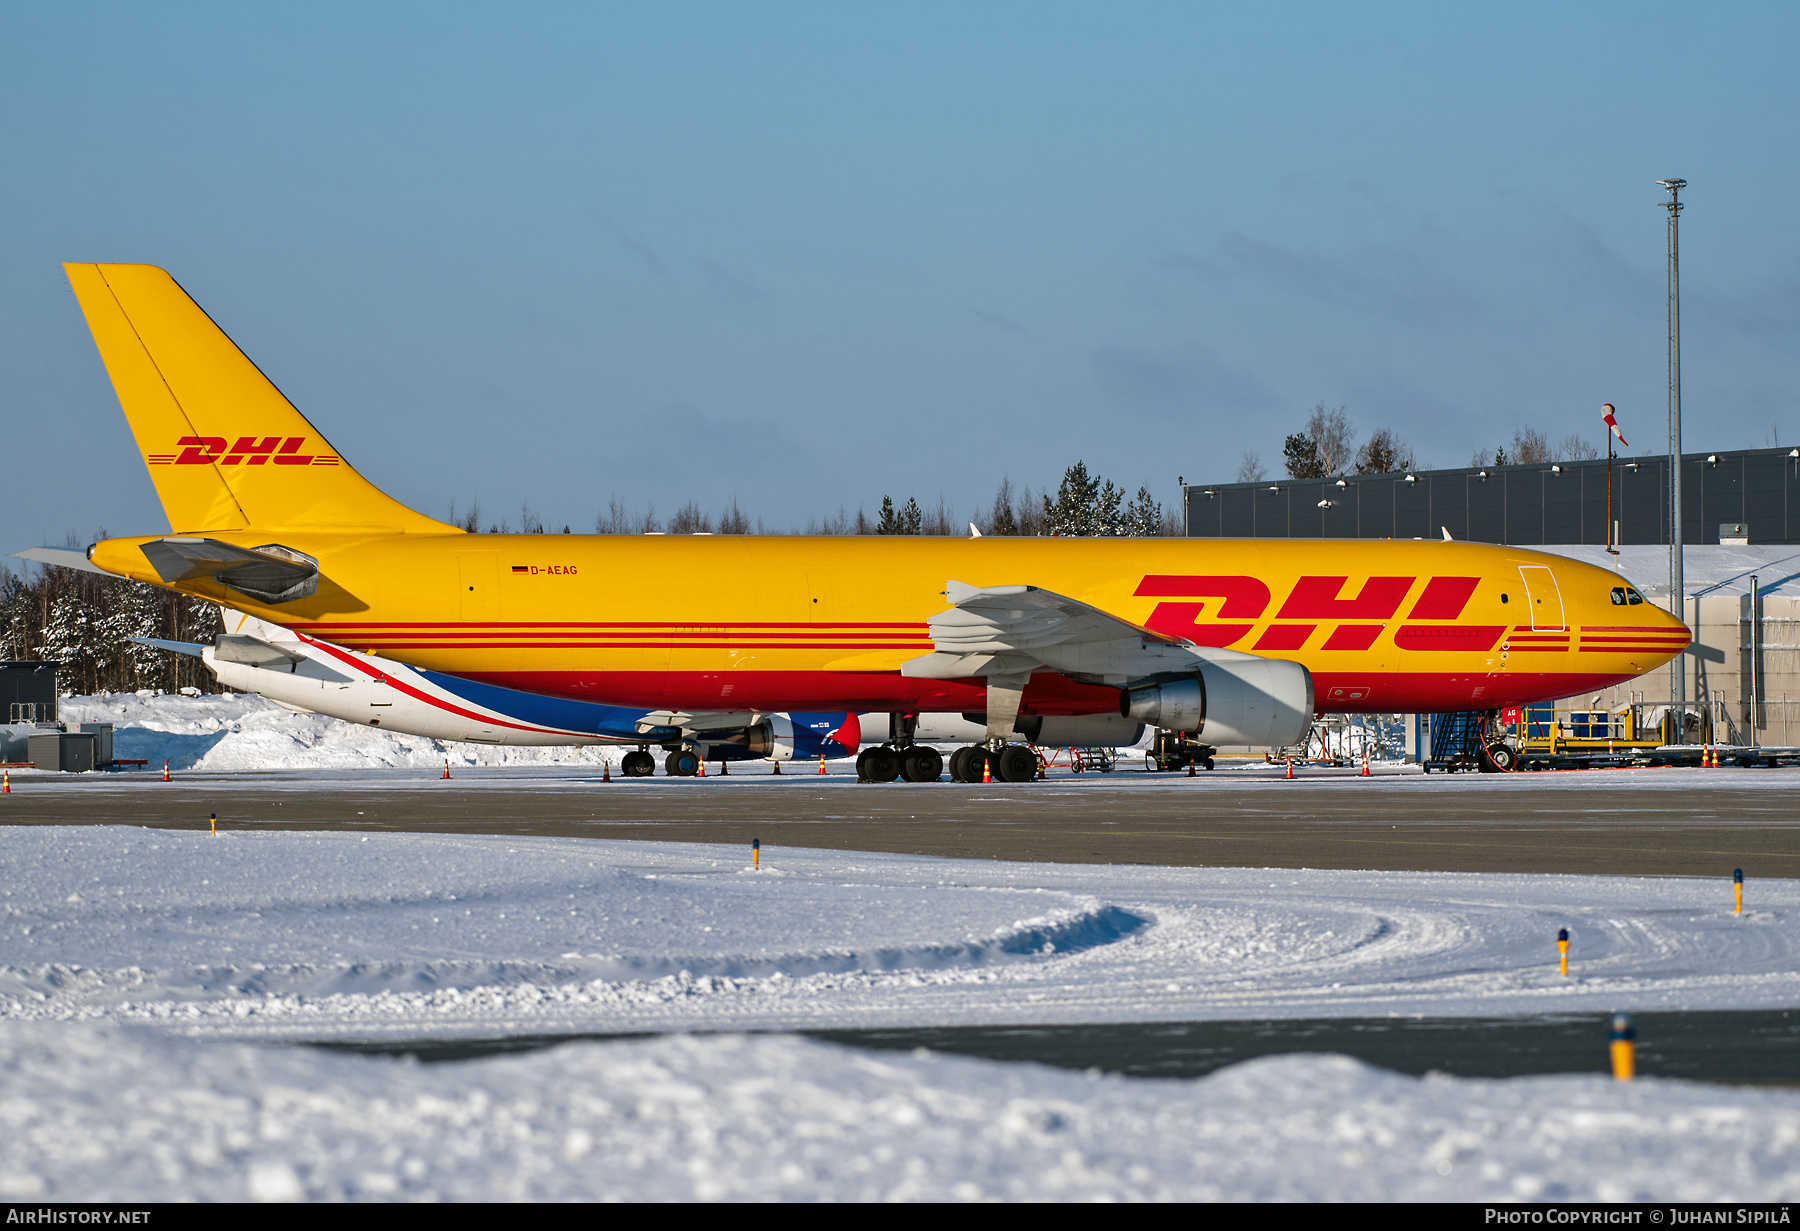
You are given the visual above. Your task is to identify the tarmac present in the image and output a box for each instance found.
[2,762,1796,878]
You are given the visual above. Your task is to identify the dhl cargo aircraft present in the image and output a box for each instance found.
[41,264,1691,781]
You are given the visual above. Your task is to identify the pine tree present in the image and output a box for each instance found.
[1123,486,1163,536]
[899,497,923,535]
[1094,480,1125,535]
[1047,461,1101,536]
[876,496,899,534]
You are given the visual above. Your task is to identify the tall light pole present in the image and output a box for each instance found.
[1658,177,1686,729]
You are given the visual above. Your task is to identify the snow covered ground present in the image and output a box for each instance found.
[54,691,625,771]
[3,827,1792,1038]
[10,694,1800,1201]
[4,830,1800,1202]
[7,1023,1800,1202]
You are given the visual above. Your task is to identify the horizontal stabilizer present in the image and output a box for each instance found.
[211,633,305,667]
[10,546,112,577]
[139,537,319,604]
[129,636,206,657]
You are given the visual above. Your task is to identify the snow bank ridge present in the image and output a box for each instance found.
[1,902,1149,1012]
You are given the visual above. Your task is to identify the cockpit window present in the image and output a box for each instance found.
[1610,586,1645,606]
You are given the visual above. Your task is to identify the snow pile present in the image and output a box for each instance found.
[58,692,622,771]
[1,1024,1797,1202]
[4,828,1796,1038]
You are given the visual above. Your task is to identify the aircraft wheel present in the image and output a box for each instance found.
[1482,743,1517,772]
[947,746,971,781]
[665,749,700,777]
[622,750,655,777]
[994,744,1037,782]
[901,746,943,782]
[1202,757,1215,771]
[864,747,901,782]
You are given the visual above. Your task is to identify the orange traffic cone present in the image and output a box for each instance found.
[1187,758,1196,777]
[1361,750,1371,776]
[818,753,827,775]
[602,759,611,782]
[2,769,9,795]
[772,760,781,775]
[162,760,170,782]
[719,759,728,775]
[1284,758,1295,780]
[982,752,992,784]
[697,757,706,777]
[442,759,451,780]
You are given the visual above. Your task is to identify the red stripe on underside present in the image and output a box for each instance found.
[296,635,588,737]
[1393,625,1505,651]
[345,644,936,655]
[294,621,930,631]
[328,632,931,643]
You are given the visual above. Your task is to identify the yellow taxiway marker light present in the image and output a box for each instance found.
[751,838,760,871]
[209,811,217,837]
[1610,1013,1636,1082]
[1557,927,1570,977]
[1735,867,1744,915]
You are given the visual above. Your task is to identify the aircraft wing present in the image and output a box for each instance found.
[138,537,320,604]
[903,579,1234,686]
[901,579,1257,739]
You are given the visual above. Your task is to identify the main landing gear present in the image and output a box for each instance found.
[854,713,946,783]
[947,743,1038,783]
[621,749,657,777]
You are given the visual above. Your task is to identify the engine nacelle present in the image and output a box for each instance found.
[1011,713,1146,747]
[1120,657,1313,746]
[742,714,794,759]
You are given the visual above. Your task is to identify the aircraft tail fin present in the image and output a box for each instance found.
[63,263,454,536]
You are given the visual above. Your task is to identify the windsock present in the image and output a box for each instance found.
[1602,403,1629,447]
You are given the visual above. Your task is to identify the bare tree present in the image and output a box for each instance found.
[1510,427,1551,465]
[1235,452,1266,483]
[1305,402,1357,476]
[596,498,661,534]
[669,502,711,534]
[717,498,751,535]
[448,497,482,533]
[1555,433,1600,462]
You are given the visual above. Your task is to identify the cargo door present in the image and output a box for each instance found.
[1517,565,1565,632]
[458,553,499,622]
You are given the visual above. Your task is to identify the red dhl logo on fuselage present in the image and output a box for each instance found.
[1132,575,1688,655]
[146,436,341,467]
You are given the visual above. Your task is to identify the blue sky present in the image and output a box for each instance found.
[3,2,1796,544]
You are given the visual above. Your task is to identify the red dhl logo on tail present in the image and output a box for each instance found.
[146,437,341,467]
[1134,574,1504,653]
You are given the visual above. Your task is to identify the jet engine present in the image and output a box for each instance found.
[1120,657,1313,747]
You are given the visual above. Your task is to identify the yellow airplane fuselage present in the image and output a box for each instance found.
[89,530,1687,716]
